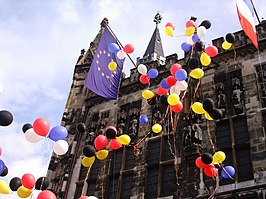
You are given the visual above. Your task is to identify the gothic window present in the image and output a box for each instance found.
[120,173,133,199]
[216,116,253,186]
[124,147,136,170]
[145,136,176,198]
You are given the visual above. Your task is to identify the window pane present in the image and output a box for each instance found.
[162,135,175,161]
[110,149,123,174]
[105,176,119,199]
[144,167,158,199]
[90,160,101,179]
[216,120,231,148]
[236,146,254,182]
[86,180,96,196]
[146,140,160,166]
[74,183,83,199]
[233,117,249,144]
[160,164,176,197]
[125,147,135,170]
[120,174,133,199]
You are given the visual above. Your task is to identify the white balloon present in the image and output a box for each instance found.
[175,80,188,91]
[88,197,98,199]
[53,140,69,155]
[25,128,43,143]
[137,64,147,75]
[186,36,194,45]
[170,84,181,95]
[116,50,127,59]
[197,26,207,38]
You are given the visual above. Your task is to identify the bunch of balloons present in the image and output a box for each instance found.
[0,110,13,126]
[195,151,235,179]
[82,126,131,165]
[192,98,223,120]
[165,22,175,36]
[22,118,69,156]
[0,174,53,198]
[0,149,8,177]
[222,33,235,50]
[138,64,159,85]
[107,42,135,71]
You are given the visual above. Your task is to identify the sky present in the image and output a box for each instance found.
[0,0,265,198]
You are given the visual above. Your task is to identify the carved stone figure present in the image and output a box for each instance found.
[231,78,243,114]
[117,116,126,135]
[216,82,226,109]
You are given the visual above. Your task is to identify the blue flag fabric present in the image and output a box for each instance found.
[85,27,124,99]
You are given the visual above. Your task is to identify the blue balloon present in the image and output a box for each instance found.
[139,114,148,125]
[192,34,200,43]
[181,42,192,52]
[147,69,159,79]
[108,43,120,53]
[160,78,171,89]
[221,166,235,179]
[175,69,187,81]
[0,159,5,174]
[48,126,68,142]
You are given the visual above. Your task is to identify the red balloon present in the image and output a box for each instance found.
[204,165,218,177]
[165,22,175,30]
[205,45,218,57]
[79,197,89,199]
[109,139,122,150]
[21,173,35,189]
[0,147,2,156]
[123,44,135,54]
[195,157,209,168]
[170,101,183,113]
[186,20,196,28]
[139,74,150,84]
[94,135,108,151]
[33,118,50,137]
[37,190,56,199]
[166,76,176,86]
[157,86,169,96]
[170,64,182,76]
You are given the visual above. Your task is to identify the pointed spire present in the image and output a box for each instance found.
[137,13,165,65]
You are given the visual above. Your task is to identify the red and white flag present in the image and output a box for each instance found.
[236,0,258,48]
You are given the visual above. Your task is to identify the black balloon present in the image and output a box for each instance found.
[9,177,22,191]
[208,108,223,120]
[35,177,49,190]
[160,95,168,106]
[0,166,8,176]
[195,41,205,51]
[83,145,96,157]
[188,57,199,69]
[201,153,213,164]
[105,127,117,139]
[199,20,211,29]
[147,96,157,105]
[225,33,235,43]
[0,110,13,126]
[22,123,33,133]
[203,98,215,113]
[77,123,86,133]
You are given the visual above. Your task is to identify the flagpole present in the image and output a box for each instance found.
[105,24,137,68]
[250,0,261,24]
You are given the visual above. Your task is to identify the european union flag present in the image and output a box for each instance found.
[85,27,124,99]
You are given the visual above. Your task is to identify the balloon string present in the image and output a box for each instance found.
[206,121,216,153]
[208,175,220,199]
[81,166,92,197]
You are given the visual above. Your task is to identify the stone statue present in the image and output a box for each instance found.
[216,82,226,109]
[231,78,243,114]
[117,116,126,135]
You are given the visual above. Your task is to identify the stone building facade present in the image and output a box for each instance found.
[46,16,266,199]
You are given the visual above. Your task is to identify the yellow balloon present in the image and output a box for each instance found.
[96,150,109,160]
[17,186,32,198]
[222,41,232,50]
[142,90,155,99]
[192,102,205,114]
[205,111,213,120]
[117,134,131,145]
[213,151,226,164]
[82,156,95,167]
[0,180,11,194]
[108,61,117,71]
[190,68,204,79]
[200,52,211,66]
[152,124,162,133]
[165,26,174,36]
[185,27,196,36]
[167,93,180,106]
